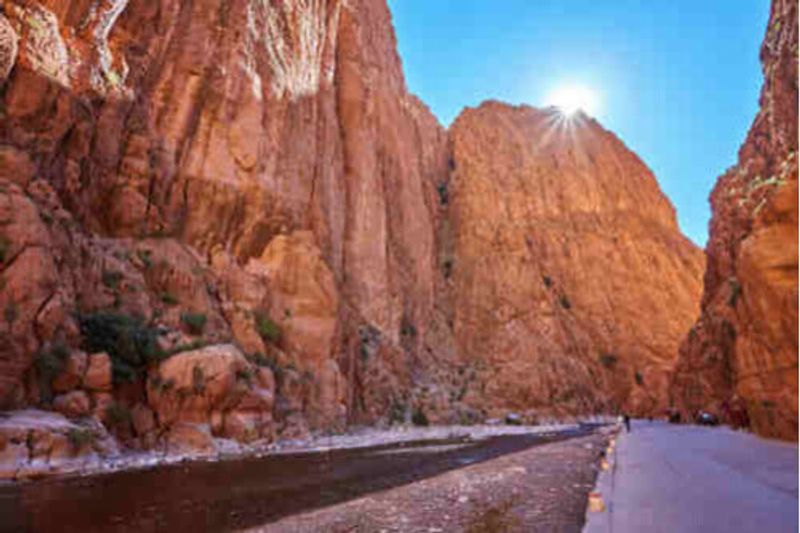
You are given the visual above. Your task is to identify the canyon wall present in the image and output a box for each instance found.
[0,0,453,455]
[0,0,708,464]
[447,103,704,418]
[671,0,798,440]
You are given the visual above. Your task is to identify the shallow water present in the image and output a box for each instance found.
[0,426,596,532]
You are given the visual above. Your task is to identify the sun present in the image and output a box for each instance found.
[545,84,599,116]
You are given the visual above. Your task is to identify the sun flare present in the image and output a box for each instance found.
[545,85,599,116]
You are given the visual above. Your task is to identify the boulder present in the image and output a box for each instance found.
[0,410,115,479]
[165,423,215,455]
[148,344,251,425]
[148,344,275,445]
[53,390,90,418]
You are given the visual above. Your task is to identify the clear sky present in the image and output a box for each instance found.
[386,1,770,246]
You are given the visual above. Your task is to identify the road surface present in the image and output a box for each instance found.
[585,420,798,533]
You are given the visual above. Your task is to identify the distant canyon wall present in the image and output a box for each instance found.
[447,102,703,419]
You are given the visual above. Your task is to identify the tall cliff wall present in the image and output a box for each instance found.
[0,0,453,446]
[671,0,798,441]
[447,102,704,418]
[0,0,708,458]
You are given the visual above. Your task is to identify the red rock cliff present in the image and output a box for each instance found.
[0,0,450,450]
[671,0,798,440]
[446,103,705,418]
[0,0,712,458]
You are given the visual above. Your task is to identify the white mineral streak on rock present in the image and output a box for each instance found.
[81,0,130,91]
[248,0,342,99]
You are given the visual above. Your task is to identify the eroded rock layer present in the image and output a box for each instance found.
[671,0,798,441]
[447,103,704,418]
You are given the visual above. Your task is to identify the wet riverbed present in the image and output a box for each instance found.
[0,425,598,532]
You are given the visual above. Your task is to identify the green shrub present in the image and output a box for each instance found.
[181,312,207,335]
[400,318,417,338]
[635,371,644,386]
[412,406,429,426]
[236,367,254,385]
[192,365,205,394]
[436,182,449,205]
[105,402,131,427]
[542,275,553,288]
[34,342,69,379]
[104,68,122,87]
[442,259,454,279]
[248,352,271,367]
[255,313,281,344]
[248,353,285,382]
[101,270,123,290]
[166,339,208,355]
[136,250,153,270]
[388,401,406,425]
[559,294,572,310]
[599,353,618,369]
[160,292,179,306]
[34,341,70,401]
[79,312,164,383]
[150,375,175,393]
[66,427,95,450]
[727,278,742,307]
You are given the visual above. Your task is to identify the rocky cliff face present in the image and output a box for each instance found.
[447,103,704,418]
[0,0,708,465]
[0,0,451,457]
[671,0,798,441]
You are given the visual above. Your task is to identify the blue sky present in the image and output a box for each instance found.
[387,1,770,246]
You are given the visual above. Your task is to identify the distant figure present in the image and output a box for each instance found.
[623,414,631,432]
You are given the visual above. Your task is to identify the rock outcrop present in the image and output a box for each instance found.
[0,409,119,480]
[447,103,705,417]
[671,0,798,440]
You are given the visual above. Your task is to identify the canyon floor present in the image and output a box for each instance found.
[586,421,798,533]
[0,421,795,532]
[0,424,611,532]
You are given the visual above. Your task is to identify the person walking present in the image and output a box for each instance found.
[623,413,631,432]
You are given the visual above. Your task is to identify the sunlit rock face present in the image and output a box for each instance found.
[0,0,714,461]
[671,0,798,441]
[0,0,449,447]
[447,102,705,417]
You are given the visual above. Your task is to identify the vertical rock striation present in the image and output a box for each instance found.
[0,0,448,447]
[671,0,798,440]
[447,103,704,418]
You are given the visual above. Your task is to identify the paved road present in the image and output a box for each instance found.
[585,420,798,533]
